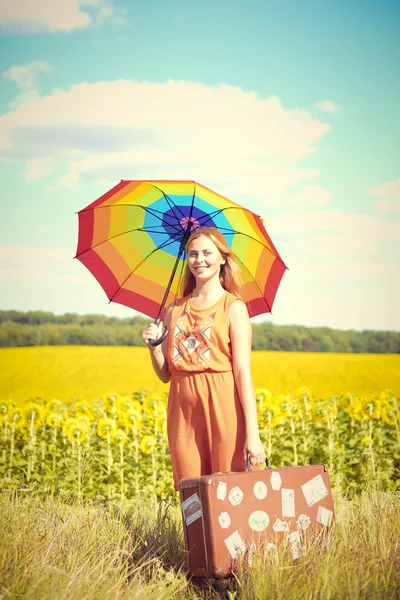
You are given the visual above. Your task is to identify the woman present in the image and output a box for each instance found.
[142,227,265,490]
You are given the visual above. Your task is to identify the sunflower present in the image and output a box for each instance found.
[105,393,118,411]
[91,403,106,419]
[46,412,64,428]
[111,428,128,445]
[115,409,129,427]
[260,406,281,429]
[155,407,167,432]
[11,407,25,428]
[24,402,45,427]
[145,393,164,412]
[255,389,273,414]
[125,408,142,429]
[77,414,91,428]
[117,395,134,412]
[139,434,156,454]
[97,417,117,438]
[0,400,12,416]
[64,417,89,444]
[48,399,63,411]
[347,396,366,422]
[363,396,384,421]
[73,400,93,416]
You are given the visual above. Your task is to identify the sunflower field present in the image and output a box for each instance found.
[1,387,399,502]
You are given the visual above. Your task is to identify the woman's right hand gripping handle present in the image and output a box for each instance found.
[142,321,164,348]
[142,321,171,384]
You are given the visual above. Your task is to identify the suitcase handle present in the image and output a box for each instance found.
[246,457,271,470]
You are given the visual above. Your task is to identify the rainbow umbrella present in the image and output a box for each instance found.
[75,180,288,343]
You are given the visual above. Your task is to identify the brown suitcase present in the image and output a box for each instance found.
[179,462,335,578]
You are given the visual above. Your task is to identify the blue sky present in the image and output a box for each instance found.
[0,0,399,331]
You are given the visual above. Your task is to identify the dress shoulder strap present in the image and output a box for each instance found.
[224,291,244,309]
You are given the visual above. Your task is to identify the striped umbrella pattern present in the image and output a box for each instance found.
[75,180,288,319]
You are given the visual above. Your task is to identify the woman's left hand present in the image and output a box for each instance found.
[244,434,266,467]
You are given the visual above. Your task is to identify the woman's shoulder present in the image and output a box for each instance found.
[225,291,245,308]
[225,293,249,323]
[164,296,188,325]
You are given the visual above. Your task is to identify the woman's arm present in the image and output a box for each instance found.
[142,306,172,384]
[229,300,266,466]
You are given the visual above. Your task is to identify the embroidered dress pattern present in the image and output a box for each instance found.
[172,307,218,365]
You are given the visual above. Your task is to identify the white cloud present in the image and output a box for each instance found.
[266,210,400,282]
[292,185,331,207]
[57,170,81,190]
[0,0,126,33]
[377,199,400,214]
[0,246,83,295]
[282,233,372,257]
[3,61,52,108]
[25,156,55,181]
[0,246,71,259]
[315,100,341,114]
[94,2,126,26]
[0,269,87,284]
[3,61,52,90]
[0,80,331,204]
[267,209,400,241]
[370,178,400,214]
[290,260,400,278]
[0,269,49,281]
[9,90,41,109]
[271,184,331,208]
[57,273,88,282]
[269,277,399,331]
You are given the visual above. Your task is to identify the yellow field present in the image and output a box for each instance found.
[1,346,399,402]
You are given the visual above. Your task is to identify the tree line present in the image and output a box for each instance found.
[0,310,399,353]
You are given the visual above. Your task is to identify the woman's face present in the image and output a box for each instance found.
[187,235,225,283]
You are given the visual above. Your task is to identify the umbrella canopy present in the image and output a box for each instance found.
[75,180,288,319]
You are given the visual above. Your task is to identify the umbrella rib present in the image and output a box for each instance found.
[151,184,186,221]
[189,182,196,222]
[143,204,183,233]
[233,253,272,314]
[198,205,263,223]
[222,228,287,269]
[194,216,287,269]
[109,236,180,303]
[79,203,183,235]
[75,227,179,258]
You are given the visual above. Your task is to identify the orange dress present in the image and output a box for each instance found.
[166,291,246,490]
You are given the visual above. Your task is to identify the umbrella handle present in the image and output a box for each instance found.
[148,318,170,347]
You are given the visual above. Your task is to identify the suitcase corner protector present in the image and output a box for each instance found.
[199,475,215,488]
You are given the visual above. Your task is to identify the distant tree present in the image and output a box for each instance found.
[0,310,398,352]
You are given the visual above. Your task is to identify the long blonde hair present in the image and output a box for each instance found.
[180,227,243,298]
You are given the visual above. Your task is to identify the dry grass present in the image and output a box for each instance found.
[0,487,399,599]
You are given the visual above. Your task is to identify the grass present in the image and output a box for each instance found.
[0,486,399,599]
[2,346,399,403]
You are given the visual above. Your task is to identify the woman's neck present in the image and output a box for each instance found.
[191,279,225,303]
